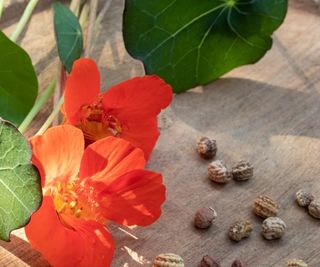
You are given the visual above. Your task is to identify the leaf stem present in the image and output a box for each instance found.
[0,0,5,21]
[69,0,81,15]
[85,0,98,57]
[18,80,56,134]
[36,95,64,136]
[79,2,90,28]
[10,0,39,42]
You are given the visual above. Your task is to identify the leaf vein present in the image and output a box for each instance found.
[145,3,227,59]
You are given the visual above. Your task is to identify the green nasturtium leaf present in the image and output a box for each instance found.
[0,31,38,125]
[123,0,288,93]
[0,118,42,241]
[53,2,83,73]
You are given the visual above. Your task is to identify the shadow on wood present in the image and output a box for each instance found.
[0,235,50,267]
[172,78,320,142]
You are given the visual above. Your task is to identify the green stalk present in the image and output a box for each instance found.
[10,0,39,42]
[18,80,56,134]
[0,0,5,21]
[36,95,64,136]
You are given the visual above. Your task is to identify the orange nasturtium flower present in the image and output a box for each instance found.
[63,58,173,160]
[25,125,166,267]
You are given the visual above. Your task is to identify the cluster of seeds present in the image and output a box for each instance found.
[198,137,254,184]
[296,189,320,219]
[252,195,287,240]
[152,137,313,266]
[208,159,253,184]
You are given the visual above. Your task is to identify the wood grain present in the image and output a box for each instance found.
[0,0,320,266]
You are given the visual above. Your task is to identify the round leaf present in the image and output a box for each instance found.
[53,2,83,73]
[0,31,38,125]
[0,118,42,241]
[123,0,288,93]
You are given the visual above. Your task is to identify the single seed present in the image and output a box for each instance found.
[197,137,217,159]
[194,207,217,229]
[253,195,279,218]
[152,253,184,267]
[208,160,232,183]
[232,160,253,181]
[231,259,247,267]
[287,259,308,267]
[200,255,221,267]
[308,200,320,219]
[228,220,253,242]
[296,189,314,207]
[262,217,286,240]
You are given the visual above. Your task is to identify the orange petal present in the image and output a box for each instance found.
[63,215,114,267]
[25,196,84,266]
[119,118,159,160]
[30,125,84,186]
[79,136,146,183]
[101,76,172,159]
[25,196,114,267]
[102,75,172,120]
[92,170,166,226]
[64,58,100,124]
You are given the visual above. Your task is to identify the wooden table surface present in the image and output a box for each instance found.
[0,0,320,266]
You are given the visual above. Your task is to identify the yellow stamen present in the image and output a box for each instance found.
[69,200,77,209]
[75,209,82,218]
[50,179,105,224]
[77,99,123,143]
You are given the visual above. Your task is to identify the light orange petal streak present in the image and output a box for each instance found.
[79,137,146,183]
[30,125,84,186]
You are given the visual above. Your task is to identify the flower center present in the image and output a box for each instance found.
[78,98,122,144]
[49,179,105,224]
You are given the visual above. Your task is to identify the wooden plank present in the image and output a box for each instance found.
[0,0,320,266]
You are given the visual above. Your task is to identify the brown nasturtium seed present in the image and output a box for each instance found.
[287,259,308,267]
[197,137,217,159]
[228,220,253,242]
[208,160,232,183]
[262,217,286,240]
[232,160,253,181]
[200,255,221,267]
[194,207,217,229]
[152,253,184,267]
[253,195,279,218]
[308,200,320,219]
[231,259,247,267]
[296,189,314,207]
